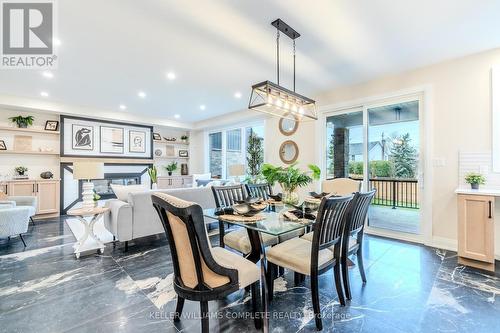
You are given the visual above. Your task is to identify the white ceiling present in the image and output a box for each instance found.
[2,0,500,126]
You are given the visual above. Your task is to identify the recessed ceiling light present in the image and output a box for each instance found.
[234,91,242,99]
[174,114,180,119]
[166,72,176,80]
[138,91,146,98]
[199,105,206,110]
[53,38,61,46]
[40,91,49,97]
[119,104,127,110]
[42,71,53,79]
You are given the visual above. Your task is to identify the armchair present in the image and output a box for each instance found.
[0,204,31,246]
[0,196,37,223]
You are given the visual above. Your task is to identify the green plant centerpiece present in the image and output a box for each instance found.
[465,172,485,190]
[261,162,321,205]
[9,115,34,128]
[15,166,28,176]
[148,166,158,188]
[164,162,178,176]
[180,135,189,143]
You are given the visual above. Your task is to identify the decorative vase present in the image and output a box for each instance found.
[168,171,172,176]
[181,163,188,175]
[471,183,479,190]
[93,201,98,208]
[283,188,299,205]
[18,123,27,128]
[151,183,158,190]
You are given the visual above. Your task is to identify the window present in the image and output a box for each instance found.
[207,123,264,179]
[209,132,222,178]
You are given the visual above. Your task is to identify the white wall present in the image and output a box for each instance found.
[313,47,500,249]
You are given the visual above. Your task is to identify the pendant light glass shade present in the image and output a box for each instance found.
[248,80,317,121]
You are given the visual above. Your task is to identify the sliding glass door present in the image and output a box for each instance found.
[324,96,422,238]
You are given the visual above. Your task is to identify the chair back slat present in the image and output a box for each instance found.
[245,183,272,200]
[347,190,376,234]
[211,185,246,208]
[312,195,353,250]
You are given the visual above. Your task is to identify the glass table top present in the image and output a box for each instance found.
[203,207,314,236]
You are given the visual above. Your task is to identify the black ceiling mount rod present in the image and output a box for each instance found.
[271,19,300,92]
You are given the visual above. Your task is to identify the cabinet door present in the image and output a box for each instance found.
[36,181,60,214]
[458,194,494,263]
[182,176,193,188]
[171,177,183,188]
[157,178,173,189]
[8,181,35,196]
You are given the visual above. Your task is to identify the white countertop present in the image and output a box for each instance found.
[455,188,500,196]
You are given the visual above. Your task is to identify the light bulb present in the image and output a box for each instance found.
[291,104,298,113]
[267,95,273,106]
[276,99,283,107]
[298,107,305,115]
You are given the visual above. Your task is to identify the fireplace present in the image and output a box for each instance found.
[62,162,151,214]
[79,173,142,200]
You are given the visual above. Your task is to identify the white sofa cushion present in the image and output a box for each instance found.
[110,184,147,201]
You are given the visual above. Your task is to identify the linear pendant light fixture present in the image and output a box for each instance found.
[248,19,317,121]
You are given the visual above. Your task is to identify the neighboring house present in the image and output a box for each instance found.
[350,141,389,162]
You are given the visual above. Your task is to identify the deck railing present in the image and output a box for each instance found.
[351,177,419,209]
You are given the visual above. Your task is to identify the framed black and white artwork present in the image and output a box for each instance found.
[45,120,59,131]
[72,124,93,150]
[100,126,124,154]
[179,149,189,157]
[61,116,153,159]
[0,140,6,150]
[129,130,146,153]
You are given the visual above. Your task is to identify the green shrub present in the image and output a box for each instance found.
[348,160,394,178]
[348,161,363,175]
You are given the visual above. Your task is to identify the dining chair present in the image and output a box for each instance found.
[322,178,361,195]
[266,195,353,330]
[341,190,376,300]
[211,185,278,255]
[245,183,273,200]
[151,192,262,332]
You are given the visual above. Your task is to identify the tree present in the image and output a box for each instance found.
[389,133,417,178]
[327,132,335,176]
[246,130,264,183]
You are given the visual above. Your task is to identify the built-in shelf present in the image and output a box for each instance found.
[154,156,189,160]
[154,140,189,146]
[0,150,60,156]
[0,126,60,135]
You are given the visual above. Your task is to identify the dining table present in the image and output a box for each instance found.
[203,205,315,333]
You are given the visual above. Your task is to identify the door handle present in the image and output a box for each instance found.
[36,184,39,193]
[489,201,492,219]
[32,184,35,193]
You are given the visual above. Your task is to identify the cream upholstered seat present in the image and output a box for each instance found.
[267,237,335,275]
[322,178,361,195]
[301,232,357,249]
[151,192,263,331]
[211,247,259,288]
[224,228,278,255]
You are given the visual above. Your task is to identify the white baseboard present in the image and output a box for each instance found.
[430,236,500,261]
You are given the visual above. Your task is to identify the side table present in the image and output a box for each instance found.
[67,207,110,259]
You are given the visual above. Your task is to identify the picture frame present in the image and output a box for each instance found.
[0,140,6,150]
[179,149,189,157]
[129,130,146,153]
[72,124,94,150]
[165,144,175,157]
[100,126,124,154]
[44,120,59,131]
[152,133,162,141]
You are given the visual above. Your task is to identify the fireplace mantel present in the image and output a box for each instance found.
[60,157,154,164]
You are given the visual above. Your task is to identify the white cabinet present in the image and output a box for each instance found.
[157,176,193,189]
[7,180,60,217]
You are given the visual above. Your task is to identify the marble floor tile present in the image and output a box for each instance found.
[1,217,499,333]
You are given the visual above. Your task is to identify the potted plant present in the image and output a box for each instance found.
[148,166,158,189]
[465,172,485,190]
[164,162,178,176]
[180,135,189,144]
[246,131,264,184]
[93,192,101,207]
[15,166,28,176]
[9,115,34,128]
[261,163,321,205]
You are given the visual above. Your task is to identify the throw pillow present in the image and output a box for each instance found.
[192,173,211,187]
[110,184,147,201]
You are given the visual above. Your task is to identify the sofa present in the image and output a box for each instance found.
[104,187,216,247]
